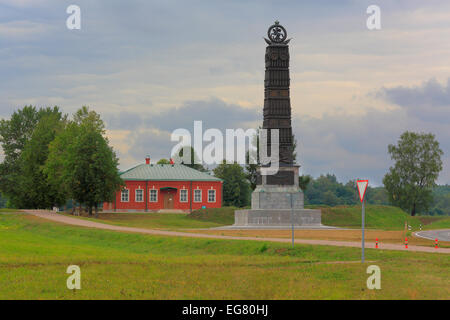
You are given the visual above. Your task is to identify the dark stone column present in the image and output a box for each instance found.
[259,21,296,186]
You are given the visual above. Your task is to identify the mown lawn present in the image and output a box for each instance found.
[61,211,225,230]
[0,213,449,299]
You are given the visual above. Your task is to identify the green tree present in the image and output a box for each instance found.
[304,174,358,206]
[245,129,260,191]
[0,193,7,208]
[298,175,311,192]
[18,111,66,208]
[365,187,389,205]
[245,150,258,191]
[429,185,450,215]
[73,106,105,134]
[45,121,80,209]
[0,106,62,207]
[173,146,207,172]
[157,158,171,164]
[383,131,443,216]
[71,127,123,216]
[213,161,250,207]
[45,107,123,216]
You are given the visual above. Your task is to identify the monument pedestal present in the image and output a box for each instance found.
[234,209,321,227]
[234,167,322,227]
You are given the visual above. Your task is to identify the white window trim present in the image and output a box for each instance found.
[121,189,129,202]
[180,189,188,203]
[207,189,216,203]
[135,188,144,202]
[149,189,158,203]
[194,189,202,203]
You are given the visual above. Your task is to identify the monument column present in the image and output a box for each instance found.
[234,21,322,227]
[259,20,298,187]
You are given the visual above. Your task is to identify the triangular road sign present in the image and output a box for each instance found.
[357,180,369,202]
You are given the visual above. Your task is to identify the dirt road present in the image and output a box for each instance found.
[24,210,450,254]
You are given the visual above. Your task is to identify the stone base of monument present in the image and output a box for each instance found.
[233,184,322,227]
[234,209,322,227]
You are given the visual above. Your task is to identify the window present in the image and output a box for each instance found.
[149,189,158,202]
[180,189,188,203]
[121,189,129,202]
[194,189,202,202]
[135,189,143,202]
[208,189,216,203]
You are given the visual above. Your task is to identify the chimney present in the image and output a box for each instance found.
[145,156,150,165]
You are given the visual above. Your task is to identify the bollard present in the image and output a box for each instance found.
[435,238,438,249]
[405,237,408,249]
[375,238,379,249]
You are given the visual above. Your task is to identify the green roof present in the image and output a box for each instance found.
[120,164,222,182]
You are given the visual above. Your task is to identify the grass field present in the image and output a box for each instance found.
[0,212,449,299]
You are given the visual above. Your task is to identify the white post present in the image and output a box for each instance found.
[291,193,294,248]
[362,198,365,263]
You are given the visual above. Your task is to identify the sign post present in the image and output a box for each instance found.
[287,193,294,248]
[357,180,369,263]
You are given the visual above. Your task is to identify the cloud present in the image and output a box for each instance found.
[294,108,408,185]
[0,20,51,38]
[377,78,450,124]
[0,0,51,8]
[105,98,260,132]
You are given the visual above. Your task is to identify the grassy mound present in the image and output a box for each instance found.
[422,216,450,230]
[322,205,436,230]
[186,206,238,225]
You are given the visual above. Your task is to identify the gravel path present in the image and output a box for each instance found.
[24,210,450,254]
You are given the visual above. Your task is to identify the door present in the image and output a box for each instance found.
[163,191,174,209]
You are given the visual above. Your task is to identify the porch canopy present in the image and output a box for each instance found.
[160,187,178,191]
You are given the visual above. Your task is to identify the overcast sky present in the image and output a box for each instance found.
[1,0,450,185]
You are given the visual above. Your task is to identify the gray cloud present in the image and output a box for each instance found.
[377,78,450,124]
[105,98,260,132]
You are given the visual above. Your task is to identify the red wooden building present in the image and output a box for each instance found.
[103,157,223,212]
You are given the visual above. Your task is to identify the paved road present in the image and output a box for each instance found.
[23,210,450,254]
[415,229,450,242]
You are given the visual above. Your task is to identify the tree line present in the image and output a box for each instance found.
[0,106,123,216]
